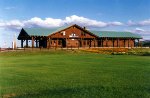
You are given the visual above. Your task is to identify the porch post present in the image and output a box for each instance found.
[32,36,34,48]
[66,38,67,48]
[124,39,125,47]
[118,38,120,47]
[49,38,51,48]
[101,39,103,47]
[36,39,38,48]
[21,40,23,48]
[117,38,118,47]
[106,38,108,47]
[138,39,140,47]
[112,38,114,47]
[94,38,95,47]
[26,40,28,47]
[128,39,130,47]
[57,38,58,48]
[134,39,135,47]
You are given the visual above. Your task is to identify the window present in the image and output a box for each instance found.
[58,40,61,45]
[69,33,78,37]
[61,31,65,35]
[71,33,76,36]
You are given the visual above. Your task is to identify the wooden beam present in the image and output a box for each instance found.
[21,40,23,48]
[118,38,120,47]
[26,40,28,47]
[94,38,95,47]
[36,39,38,48]
[124,39,126,47]
[32,36,34,48]
[117,38,119,47]
[138,39,140,47]
[128,39,130,47]
[106,38,108,47]
[112,38,114,47]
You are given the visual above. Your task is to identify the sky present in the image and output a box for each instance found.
[0,0,150,48]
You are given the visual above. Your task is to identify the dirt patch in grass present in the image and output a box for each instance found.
[2,93,16,98]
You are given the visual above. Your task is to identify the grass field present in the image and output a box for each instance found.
[0,50,150,98]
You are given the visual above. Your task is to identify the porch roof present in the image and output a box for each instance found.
[23,28,57,36]
[90,31,142,39]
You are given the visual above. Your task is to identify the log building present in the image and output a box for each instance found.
[18,24,142,48]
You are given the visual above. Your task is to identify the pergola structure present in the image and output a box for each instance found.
[18,24,142,48]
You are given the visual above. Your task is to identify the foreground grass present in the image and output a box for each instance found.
[0,50,150,98]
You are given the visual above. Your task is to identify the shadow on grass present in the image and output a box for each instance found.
[12,86,147,98]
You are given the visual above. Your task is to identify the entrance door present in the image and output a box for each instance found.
[79,40,82,47]
[62,39,66,47]
[39,38,47,48]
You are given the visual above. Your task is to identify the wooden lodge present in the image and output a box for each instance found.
[18,24,142,48]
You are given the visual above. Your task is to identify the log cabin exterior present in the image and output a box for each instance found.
[18,24,142,48]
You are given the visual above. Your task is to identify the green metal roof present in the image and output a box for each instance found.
[23,28,57,36]
[22,26,142,39]
[23,25,71,36]
[90,31,142,39]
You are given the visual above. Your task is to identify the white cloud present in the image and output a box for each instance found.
[135,28,145,32]
[108,21,123,26]
[139,19,150,26]
[126,28,150,34]
[0,15,124,30]
[125,28,150,40]
[24,17,63,28]
[64,15,108,27]
[0,20,23,30]
[127,19,150,26]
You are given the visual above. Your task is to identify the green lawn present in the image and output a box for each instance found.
[0,50,150,98]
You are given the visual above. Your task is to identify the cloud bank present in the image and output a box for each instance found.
[0,15,124,30]
[0,15,149,38]
[127,19,150,26]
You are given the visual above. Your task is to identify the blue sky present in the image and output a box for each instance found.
[0,0,150,47]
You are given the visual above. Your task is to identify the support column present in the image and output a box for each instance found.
[117,39,118,47]
[81,38,82,47]
[49,38,51,48]
[21,40,23,48]
[32,37,34,48]
[26,40,28,47]
[106,38,108,47]
[124,39,126,47]
[36,39,38,48]
[128,39,130,47]
[112,38,114,47]
[66,38,67,48]
[101,39,103,47]
[118,38,120,47]
[94,38,95,47]
[57,38,58,48]
[134,39,136,47]
[89,40,91,48]
[138,39,140,47]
